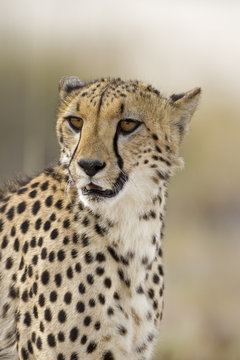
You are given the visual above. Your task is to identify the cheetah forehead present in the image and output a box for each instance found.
[58,77,167,120]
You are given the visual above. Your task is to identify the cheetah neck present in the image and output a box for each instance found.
[98,183,167,283]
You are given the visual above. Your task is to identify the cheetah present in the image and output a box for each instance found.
[0,77,200,360]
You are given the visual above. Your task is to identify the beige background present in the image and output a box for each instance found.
[0,1,239,359]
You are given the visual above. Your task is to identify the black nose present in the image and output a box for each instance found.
[78,159,106,177]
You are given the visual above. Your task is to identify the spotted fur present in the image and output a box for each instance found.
[0,77,200,360]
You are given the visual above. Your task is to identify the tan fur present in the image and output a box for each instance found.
[0,77,200,360]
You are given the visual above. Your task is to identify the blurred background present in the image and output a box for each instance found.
[0,0,239,359]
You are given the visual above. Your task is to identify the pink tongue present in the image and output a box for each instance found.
[88,183,103,191]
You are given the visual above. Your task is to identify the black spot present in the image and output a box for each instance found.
[55,199,63,209]
[57,354,65,360]
[107,246,119,262]
[84,316,91,326]
[72,233,79,243]
[104,277,112,288]
[58,310,67,323]
[0,204,7,213]
[113,292,120,300]
[41,181,49,191]
[41,247,47,260]
[55,273,62,287]
[71,249,78,259]
[44,308,52,322]
[75,262,81,272]
[21,290,28,302]
[70,353,78,360]
[81,233,90,246]
[67,267,73,279]
[22,241,29,254]
[107,307,114,316]
[76,301,85,313]
[158,265,164,276]
[8,285,19,299]
[50,213,56,221]
[155,145,162,153]
[17,201,26,214]
[95,223,107,236]
[49,291,57,302]
[5,257,13,269]
[136,286,144,294]
[64,292,72,304]
[21,347,29,360]
[32,255,38,265]
[30,237,36,248]
[98,293,105,304]
[102,351,115,360]
[152,133,158,140]
[63,219,70,228]
[148,288,154,299]
[23,312,31,327]
[1,235,8,249]
[45,196,53,207]
[78,283,85,294]
[43,221,51,232]
[29,190,37,198]
[85,251,93,264]
[38,294,45,307]
[57,249,65,261]
[18,187,27,195]
[82,216,90,227]
[96,266,105,276]
[87,341,97,353]
[96,252,106,262]
[118,325,127,335]
[87,274,94,285]
[0,218,3,232]
[81,335,87,344]
[41,270,50,285]
[47,333,56,347]
[21,220,29,234]
[153,273,160,284]
[27,340,33,354]
[32,201,40,215]
[6,206,14,220]
[63,236,70,245]
[35,218,42,230]
[50,228,59,240]
[69,327,79,342]
[58,332,65,342]
[38,237,43,247]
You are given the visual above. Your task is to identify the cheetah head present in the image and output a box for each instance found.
[57,77,200,210]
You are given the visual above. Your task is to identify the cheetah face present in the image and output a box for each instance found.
[57,77,200,209]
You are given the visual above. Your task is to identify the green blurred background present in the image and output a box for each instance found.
[0,1,239,359]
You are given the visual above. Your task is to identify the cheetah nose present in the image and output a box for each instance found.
[78,159,106,177]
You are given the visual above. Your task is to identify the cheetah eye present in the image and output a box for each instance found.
[118,119,141,135]
[66,116,83,133]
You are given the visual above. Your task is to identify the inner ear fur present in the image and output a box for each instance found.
[169,87,201,142]
[59,76,86,100]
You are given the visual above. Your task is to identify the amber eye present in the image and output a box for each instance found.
[67,117,83,132]
[119,119,141,134]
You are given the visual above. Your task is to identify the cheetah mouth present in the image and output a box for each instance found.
[82,172,128,198]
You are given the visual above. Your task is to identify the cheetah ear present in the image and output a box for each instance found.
[169,87,201,142]
[59,76,86,100]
